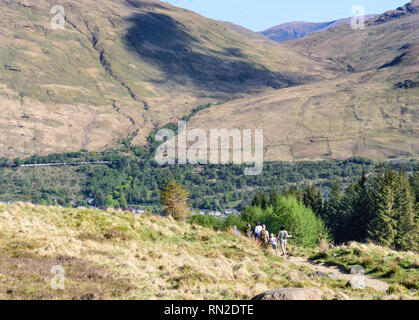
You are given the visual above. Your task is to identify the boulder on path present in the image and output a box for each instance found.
[346,277,366,290]
[252,288,323,300]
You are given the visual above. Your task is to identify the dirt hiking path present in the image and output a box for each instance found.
[286,255,390,291]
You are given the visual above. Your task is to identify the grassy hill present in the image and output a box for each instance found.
[1,0,417,162]
[184,2,419,161]
[0,203,417,300]
[0,0,335,159]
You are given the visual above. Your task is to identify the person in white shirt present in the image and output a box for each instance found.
[254,222,262,241]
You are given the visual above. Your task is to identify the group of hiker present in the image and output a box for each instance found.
[246,222,292,256]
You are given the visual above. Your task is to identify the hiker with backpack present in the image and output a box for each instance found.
[277,225,292,257]
[260,225,270,249]
[246,224,253,239]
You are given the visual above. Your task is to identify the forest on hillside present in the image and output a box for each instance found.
[241,165,418,251]
[0,147,417,212]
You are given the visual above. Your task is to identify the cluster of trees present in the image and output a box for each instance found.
[249,165,418,251]
[83,156,386,209]
[189,191,329,248]
[243,196,329,247]
[325,166,418,251]
[1,146,417,214]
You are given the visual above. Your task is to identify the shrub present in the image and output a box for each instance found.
[189,214,224,230]
[319,239,330,253]
[387,284,407,294]
[224,214,246,232]
[248,196,330,248]
[402,275,419,289]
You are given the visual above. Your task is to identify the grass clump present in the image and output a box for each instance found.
[387,284,408,295]
[361,255,374,268]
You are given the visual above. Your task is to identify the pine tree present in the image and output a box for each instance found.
[336,183,356,243]
[325,182,342,239]
[302,185,325,218]
[269,189,281,208]
[394,168,418,251]
[411,170,419,244]
[409,170,419,222]
[367,165,397,247]
[350,173,372,242]
[282,186,303,203]
[409,170,419,203]
[160,179,192,221]
[251,191,269,209]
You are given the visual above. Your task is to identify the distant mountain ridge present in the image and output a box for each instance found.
[261,15,377,42]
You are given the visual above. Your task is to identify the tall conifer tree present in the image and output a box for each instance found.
[368,165,397,247]
[394,168,418,251]
[325,182,342,239]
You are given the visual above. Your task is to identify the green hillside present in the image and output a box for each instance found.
[0,203,417,300]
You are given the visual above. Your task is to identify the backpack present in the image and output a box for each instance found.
[247,227,252,238]
[260,230,268,243]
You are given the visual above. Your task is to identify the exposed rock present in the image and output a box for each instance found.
[308,270,337,279]
[308,270,327,277]
[252,288,323,301]
[346,278,366,290]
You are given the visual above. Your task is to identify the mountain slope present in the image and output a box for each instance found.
[184,1,419,161]
[261,16,377,42]
[0,0,335,158]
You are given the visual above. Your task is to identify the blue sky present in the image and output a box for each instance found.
[163,0,408,31]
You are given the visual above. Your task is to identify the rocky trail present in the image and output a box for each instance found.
[286,255,390,292]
